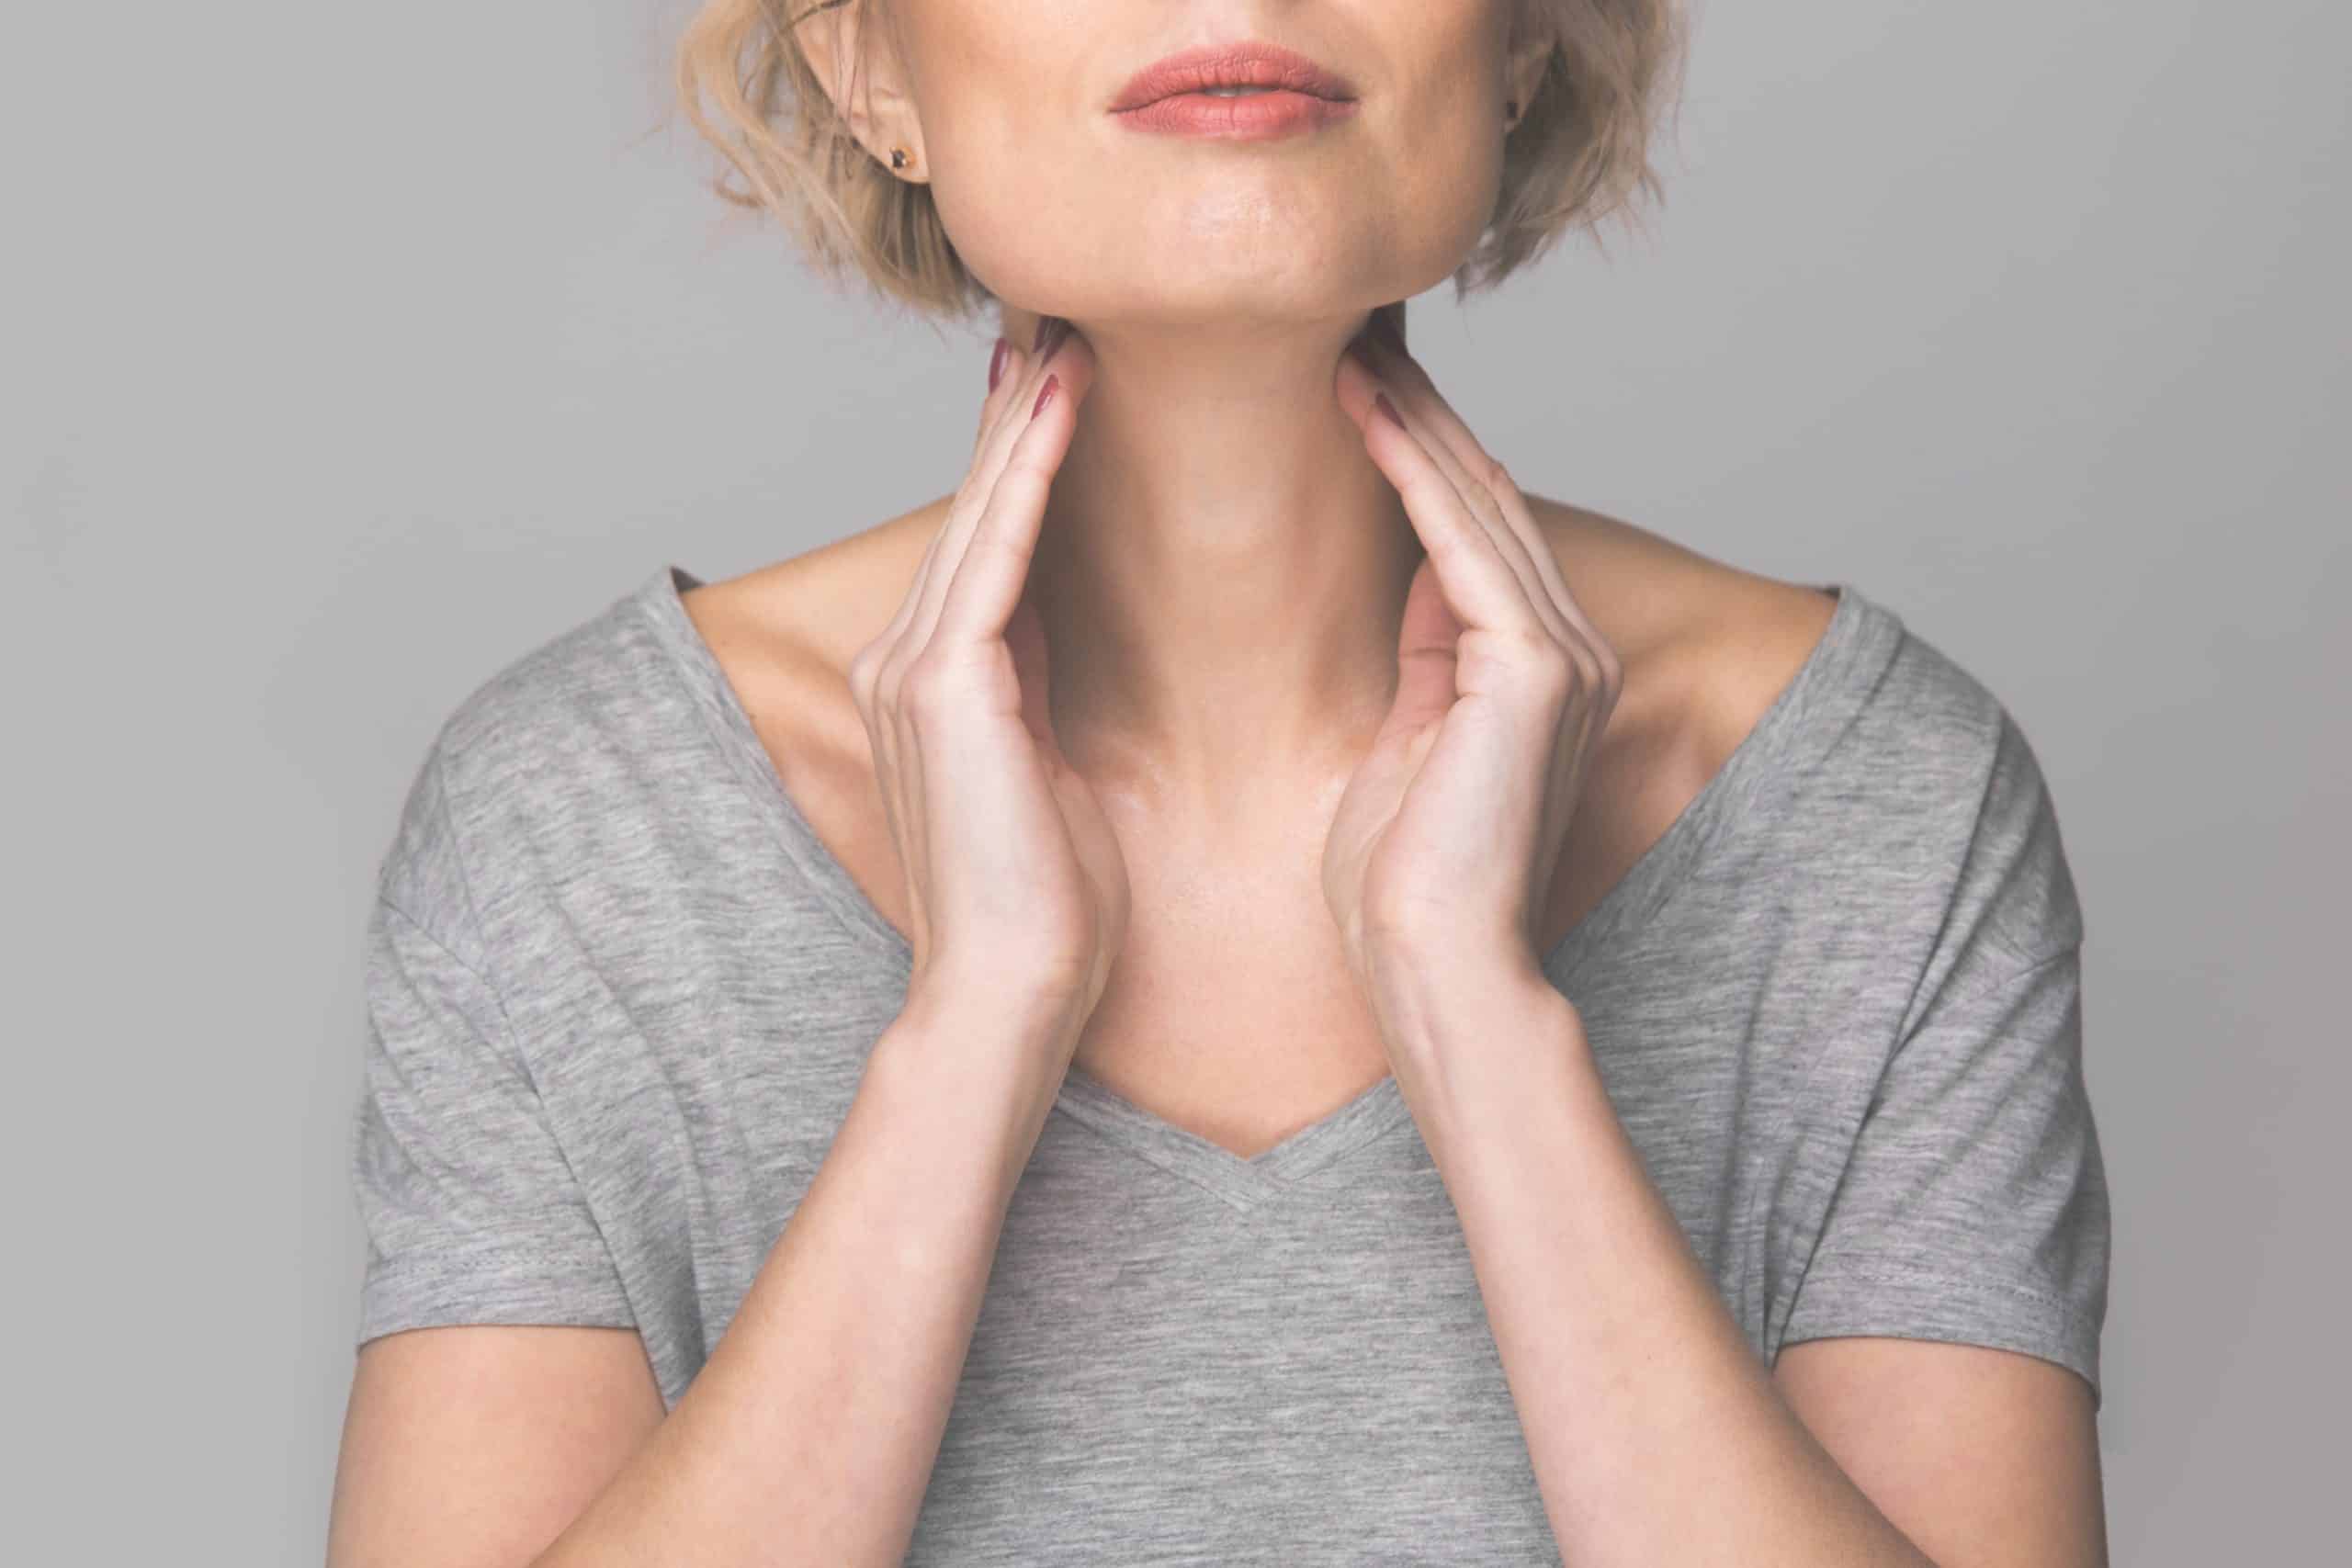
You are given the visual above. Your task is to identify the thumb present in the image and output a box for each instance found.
[1006,592,1061,755]
[1383,554,1461,738]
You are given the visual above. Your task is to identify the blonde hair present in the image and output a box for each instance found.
[673,0,1690,326]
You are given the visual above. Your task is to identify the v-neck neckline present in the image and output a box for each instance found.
[629,560,1900,1212]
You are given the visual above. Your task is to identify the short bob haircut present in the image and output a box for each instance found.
[674,0,1689,325]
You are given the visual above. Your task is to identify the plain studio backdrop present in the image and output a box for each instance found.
[5,0,2343,1559]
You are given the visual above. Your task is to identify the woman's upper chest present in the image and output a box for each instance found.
[709,654,1687,1168]
[675,546,1836,1166]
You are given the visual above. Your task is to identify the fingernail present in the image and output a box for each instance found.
[1033,374,1061,418]
[1372,390,1404,430]
[988,335,1009,391]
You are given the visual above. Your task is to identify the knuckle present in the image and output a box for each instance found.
[901,650,965,719]
[1505,622,1563,664]
[1360,888,1456,951]
[1566,648,1602,696]
[1420,513,1471,558]
[1536,651,1577,699]
[847,638,886,700]
[874,644,917,714]
[1510,637,1573,695]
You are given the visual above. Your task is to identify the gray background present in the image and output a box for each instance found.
[6,0,2343,1560]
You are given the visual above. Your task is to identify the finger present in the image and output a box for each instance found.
[875,517,947,669]
[1359,323,1525,546]
[881,333,1071,909]
[914,330,1058,649]
[1351,327,1624,935]
[1340,344,1557,653]
[974,337,1031,461]
[1352,341,1622,715]
[1352,329,1577,643]
[869,336,1037,678]
[1358,332,1610,667]
[910,321,1084,651]
[1005,592,1058,752]
[1385,552,1463,736]
[1348,362,1544,641]
[863,333,1055,935]
[932,367,1081,649]
[1342,340,1511,558]
[1346,336,1569,649]
[1364,375,1615,879]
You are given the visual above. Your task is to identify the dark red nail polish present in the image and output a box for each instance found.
[1372,390,1404,430]
[1033,374,1060,418]
[988,335,1009,392]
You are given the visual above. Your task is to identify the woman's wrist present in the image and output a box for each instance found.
[873,975,1082,1183]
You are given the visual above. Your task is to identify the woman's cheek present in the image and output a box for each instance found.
[924,130,1105,310]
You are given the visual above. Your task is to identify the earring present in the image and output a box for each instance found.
[1504,99,1520,129]
[889,145,913,171]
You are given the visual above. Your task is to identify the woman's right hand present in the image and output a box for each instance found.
[847,317,1128,1042]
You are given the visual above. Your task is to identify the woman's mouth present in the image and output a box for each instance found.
[1109,40,1362,141]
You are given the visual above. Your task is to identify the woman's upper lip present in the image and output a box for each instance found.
[1108,41,1359,113]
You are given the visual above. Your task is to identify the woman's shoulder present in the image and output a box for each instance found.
[1529,495,1839,698]
[421,570,704,794]
[1532,497,2068,933]
[414,501,923,785]
[1530,495,1856,795]
[1532,492,2026,763]
[671,502,944,805]
[684,502,941,671]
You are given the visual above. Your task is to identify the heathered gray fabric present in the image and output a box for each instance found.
[350,563,2109,1562]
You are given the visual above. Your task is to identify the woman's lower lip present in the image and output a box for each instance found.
[1112,90,1361,140]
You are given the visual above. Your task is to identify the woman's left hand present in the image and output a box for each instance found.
[1323,317,1623,1026]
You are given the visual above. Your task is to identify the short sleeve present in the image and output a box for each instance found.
[348,743,636,1348]
[1780,714,2110,1410]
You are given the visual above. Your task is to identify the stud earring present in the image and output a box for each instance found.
[889,145,913,171]
[1504,99,1520,130]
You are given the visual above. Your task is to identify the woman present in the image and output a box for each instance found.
[329,2,2110,1563]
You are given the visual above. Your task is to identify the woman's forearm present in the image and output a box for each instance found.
[533,980,1073,1568]
[1398,969,1935,1568]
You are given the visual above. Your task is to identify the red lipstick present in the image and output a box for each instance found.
[1109,40,1362,141]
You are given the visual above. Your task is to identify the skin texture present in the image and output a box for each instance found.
[327,4,2109,1563]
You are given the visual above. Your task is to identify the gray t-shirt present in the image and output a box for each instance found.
[350,563,2109,1562]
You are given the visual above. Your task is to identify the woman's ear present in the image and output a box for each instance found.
[1501,2,1558,125]
[792,0,928,180]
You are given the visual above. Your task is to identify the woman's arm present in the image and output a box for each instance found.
[327,980,1074,1568]
[1324,323,2107,1566]
[334,325,1114,1567]
[1396,964,2106,1568]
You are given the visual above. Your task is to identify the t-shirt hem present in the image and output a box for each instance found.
[356,1254,639,1350]
[1777,1260,2102,1412]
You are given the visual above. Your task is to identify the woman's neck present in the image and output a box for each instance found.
[1023,314,1425,800]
